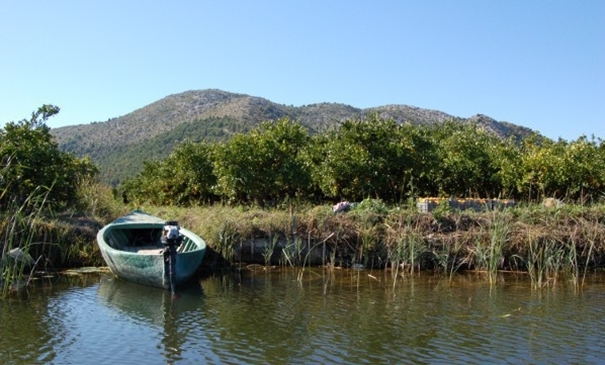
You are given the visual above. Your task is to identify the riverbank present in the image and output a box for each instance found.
[116,199,605,288]
[4,198,605,289]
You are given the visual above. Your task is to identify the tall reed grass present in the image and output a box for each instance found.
[469,211,511,285]
[384,211,429,289]
[1,188,49,297]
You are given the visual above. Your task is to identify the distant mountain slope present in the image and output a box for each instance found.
[51,89,536,185]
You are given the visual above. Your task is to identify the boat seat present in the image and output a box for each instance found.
[136,247,164,255]
[177,239,196,253]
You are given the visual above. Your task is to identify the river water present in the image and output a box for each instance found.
[1,268,605,365]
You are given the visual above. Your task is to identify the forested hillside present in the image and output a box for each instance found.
[51,89,536,185]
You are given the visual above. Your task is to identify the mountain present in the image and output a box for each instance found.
[51,89,536,186]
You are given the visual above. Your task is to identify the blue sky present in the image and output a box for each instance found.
[1,1,603,141]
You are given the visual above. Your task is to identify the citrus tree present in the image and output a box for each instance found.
[307,115,424,202]
[429,122,503,198]
[213,118,312,205]
[121,141,217,206]
[560,136,605,201]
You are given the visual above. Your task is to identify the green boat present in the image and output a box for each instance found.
[96,210,206,292]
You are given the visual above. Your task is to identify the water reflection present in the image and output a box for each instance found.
[2,269,605,364]
[0,274,103,364]
[200,268,605,364]
[96,276,205,364]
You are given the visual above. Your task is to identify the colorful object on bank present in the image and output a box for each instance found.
[96,210,206,293]
[417,198,516,213]
[332,201,352,213]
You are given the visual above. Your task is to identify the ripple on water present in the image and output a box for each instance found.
[3,270,605,364]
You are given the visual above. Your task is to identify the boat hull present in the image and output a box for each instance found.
[96,211,206,290]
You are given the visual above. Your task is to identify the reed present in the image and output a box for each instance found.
[215,221,239,263]
[281,236,304,268]
[384,212,428,288]
[326,231,338,268]
[263,233,279,267]
[73,178,122,222]
[357,224,380,268]
[526,235,565,289]
[579,224,598,288]
[519,206,601,289]
[293,232,336,281]
[1,188,49,297]
[566,216,599,289]
[566,233,580,288]
[432,235,467,282]
[468,211,511,285]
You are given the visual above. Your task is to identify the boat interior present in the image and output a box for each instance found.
[105,227,197,254]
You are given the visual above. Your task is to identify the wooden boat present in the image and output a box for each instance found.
[96,210,206,292]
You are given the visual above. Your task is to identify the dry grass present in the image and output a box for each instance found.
[9,182,605,290]
[129,202,605,287]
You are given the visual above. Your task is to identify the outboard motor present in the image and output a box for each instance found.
[162,221,183,295]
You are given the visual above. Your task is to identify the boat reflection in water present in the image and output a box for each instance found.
[96,274,205,363]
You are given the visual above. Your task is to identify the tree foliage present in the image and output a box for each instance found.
[0,105,98,210]
[121,142,217,206]
[213,118,312,205]
[120,115,605,207]
[429,122,504,198]
[306,115,429,202]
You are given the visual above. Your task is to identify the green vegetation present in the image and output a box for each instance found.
[120,116,605,206]
[114,113,605,290]
[97,116,250,186]
[0,189,47,297]
[1,105,98,210]
[134,201,605,290]
[3,104,605,296]
[1,106,103,296]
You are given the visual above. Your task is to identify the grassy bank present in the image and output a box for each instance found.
[133,198,605,288]
[3,188,605,291]
[0,181,116,296]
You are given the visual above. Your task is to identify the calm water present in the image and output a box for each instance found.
[1,268,605,365]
